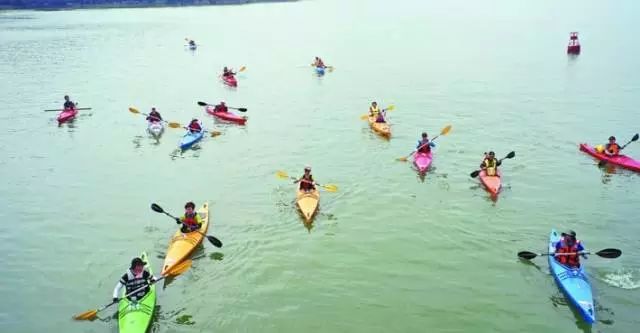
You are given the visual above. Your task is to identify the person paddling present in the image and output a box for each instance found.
[480,151,501,176]
[188,40,196,47]
[175,201,203,233]
[213,101,228,113]
[369,101,380,117]
[313,57,325,68]
[187,119,202,133]
[222,67,236,77]
[63,95,76,109]
[604,136,622,156]
[554,230,586,268]
[112,257,156,304]
[146,107,162,123]
[416,132,433,154]
[294,166,316,192]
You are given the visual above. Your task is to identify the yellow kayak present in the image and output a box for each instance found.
[296,188,320,222]
[368,116,391,137]
[161,202,209,275]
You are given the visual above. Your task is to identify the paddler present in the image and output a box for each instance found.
[480,151,501,176]
[188,39,196,47]
[112,257,156,303]
[146,107,163,123]
[213,101,228,113]
[187,119,202,133]
[175,201,202,233]
[554,230,586,268]
[222,67,236,77]
[313,57,325,68]
[416,132,433,154]
[369,101,380,117]
[604,136,622,156]
[63,95,76,109]
[294,166,316,192]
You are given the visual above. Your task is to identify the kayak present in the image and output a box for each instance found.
[479,169,501,197]
[222,75,237,87]
[161,202,209,275]
[147,121,164,139]
[179,130,204,150]
[57,107,78,124]
[118,251,156,333]
[296,187,320,223]
[368,116,391,138]
[413,151,433,173]
[315,66,325,75]
[579,143,640,172]
[548,229,595,324]
[189,45,197,50]
[205,105,247,125]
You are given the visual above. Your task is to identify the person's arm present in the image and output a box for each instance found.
[496,160,502,167]
[112,274,126,301]
[480,159,486,169]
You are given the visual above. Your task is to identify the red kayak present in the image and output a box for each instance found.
[57,108,78,124]
[205,105,247,125]
[579,143,640,172]
[221,75,237,87]
[479,169,501,198]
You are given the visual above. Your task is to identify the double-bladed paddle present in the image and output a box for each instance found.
[517,248,622,260]
[396,125,452,162]
[72,259,191,321]
[197,101,247,112]
[470,151,515,178]
[597,133,639,167]
[359,105,395,120]
[150,203,222,248]
[275,170,338,192]
[44,107,91,112]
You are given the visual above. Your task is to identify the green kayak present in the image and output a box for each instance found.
[117,251,156,333]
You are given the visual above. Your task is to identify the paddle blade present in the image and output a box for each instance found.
[150,203,164,213]
[360,114,368,120]
[165,259,192,276]
[197,101,208,106]
[596,248,622,258]
[168,122,182,129]
[206,235,223,248]
[396,156,408,162]
[385,105,395,111]
[276,170,289,179]
[236,108,247,112]
[631,133,639,142]
[470,170,481,178]
[322,184,338,192]
[210,131,222,137]
[505,151,516,159]
[73,309,98,321]
[128,107,140,114]
[440,125,452,136]
[517,251,538,260]
[239,66,246,72]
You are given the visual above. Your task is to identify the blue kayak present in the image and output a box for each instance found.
[180,131,204,150]
[548,229,595,324]
[315,66,325,75]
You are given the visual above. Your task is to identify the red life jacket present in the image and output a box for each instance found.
[606,143,621,155]
[182,212,198,227]
[418,139,431,153]
[189,122,202,132]
[557,240,581,267]
[214,105,228,113]
[300,175,315,190]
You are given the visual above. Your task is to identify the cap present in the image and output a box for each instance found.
[304,166,311,171]
[488,151,495,156]
[561,230,576,238]
[130,257,145,269]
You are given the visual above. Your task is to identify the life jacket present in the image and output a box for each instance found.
[483,158,498,176]
[369,106,380,115]
[417,139,431,153]
[120,269,151,300]
[147,111,162,122]
[182,212,199,227]
[556,240,581,267]
[189,122,202,132]
[300,175,315,190]
[606,143,620,155]
[214,105,228,113]
[64,101,75,109]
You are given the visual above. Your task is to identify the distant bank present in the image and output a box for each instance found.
[0,0,297,10]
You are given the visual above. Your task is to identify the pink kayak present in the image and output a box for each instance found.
[579,143,640,172]
[57,108,78,124]
[221,75,237,87]
[205,105,247,125]
[413,151,433,173]
[479,169,502,198]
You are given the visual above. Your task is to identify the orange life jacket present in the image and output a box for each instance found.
[606,143,620,155]
[182,213,198,227]
[557,240,581,267]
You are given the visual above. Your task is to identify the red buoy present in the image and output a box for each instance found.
[567,32,581,55]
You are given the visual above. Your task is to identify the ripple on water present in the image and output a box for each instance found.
[599,269,640,290]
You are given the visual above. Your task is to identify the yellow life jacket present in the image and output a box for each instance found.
[483,158,498,176]
[369,106,380,115]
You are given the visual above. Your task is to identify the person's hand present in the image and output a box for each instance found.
[175,218,181,224]
[113,297,120,303]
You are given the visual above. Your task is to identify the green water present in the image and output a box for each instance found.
[1,0,639,332]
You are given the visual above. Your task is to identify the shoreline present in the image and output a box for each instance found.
[0,0,297,11]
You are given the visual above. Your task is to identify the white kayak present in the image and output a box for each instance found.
[147,121,164,139]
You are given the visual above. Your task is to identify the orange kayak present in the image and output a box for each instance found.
[368,116,391,137]
[479,170,501,198]
[161,202,209,275]
[296,188,319,223]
